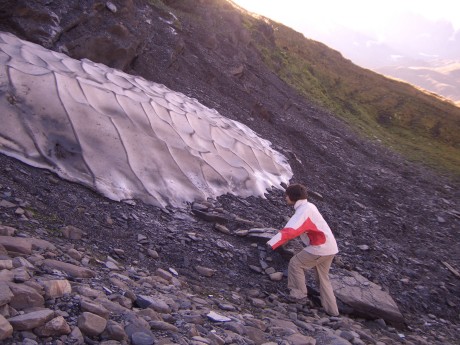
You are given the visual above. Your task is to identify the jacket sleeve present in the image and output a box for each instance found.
[267,226,305,250]
[267,208,306,249]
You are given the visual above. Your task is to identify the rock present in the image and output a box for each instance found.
[195,265,216,277]
[0,200,16,208]
[12,257,34,269]
[105,261,119,270]
[317,333,352,345]
[148,320,179,332]
[286,333,316,345]
[0,236,32,254]
[68,326,85,345]
[155,268,173,281]
[7,282,45,310]
[0,314,13,340]
[0,269,14,282]
[234,229,249,236]
[0,260,13,270]
[214,223,230,234]
[135,295,170,313]
[147,249,159,259]
[7,309,55,331]
[80,299,110,319]
[40,279,72,298]
[77,312,108,336]
[0,225,16,236]
[207,311,231,322]
[131,331,155,345]
[27,237,56,251]
[42,259,96,278]
[106,2,117,13]
[60,225,85,240]
[269,272,284,281]
[218,303,236,311]
[125,319,155,345]
[331,271,405,326]
[33,316,71,337]
[0,282,13,305]
[13,267,30,282]
[191,210,229,224]
[66,23,141,71]
[102,320,127,341]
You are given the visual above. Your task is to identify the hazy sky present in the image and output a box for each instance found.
[231,0,460,34]
[231,0,460,65]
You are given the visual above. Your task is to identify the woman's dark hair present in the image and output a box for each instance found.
[285,184,308,202]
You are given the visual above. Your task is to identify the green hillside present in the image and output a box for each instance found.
[248,19,460,178]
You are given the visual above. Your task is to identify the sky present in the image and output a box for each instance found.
[231,0,460,33]
[230,0,460,67]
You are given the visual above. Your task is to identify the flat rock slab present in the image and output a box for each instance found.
[0,236,55,255]
[8,309,55,331]
[0,236,32,255]
[42,259,96,278]
[331,270,404,326]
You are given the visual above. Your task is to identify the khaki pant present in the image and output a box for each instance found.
[288,250,339,316]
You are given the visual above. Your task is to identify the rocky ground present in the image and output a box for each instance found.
[0,152,459,345]
[0,0,459,344]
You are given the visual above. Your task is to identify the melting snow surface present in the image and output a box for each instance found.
[0,32,292,207]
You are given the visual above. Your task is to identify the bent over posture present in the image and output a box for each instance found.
[267,184,339,316]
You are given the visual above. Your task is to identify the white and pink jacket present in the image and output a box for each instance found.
[267,199,338,256]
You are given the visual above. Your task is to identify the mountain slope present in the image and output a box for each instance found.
[0,0,459,343]
[247,20,460,177]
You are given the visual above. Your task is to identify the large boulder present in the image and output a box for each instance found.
[331,270,405,326]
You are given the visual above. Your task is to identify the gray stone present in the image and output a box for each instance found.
[77,312,107,336]
[12,257,34,269]
[331,271,404,326]
[0,282,13,306]
[0,269,14,282]
[0,236,32,254]
[27,238,56,251]
[0,314,13,341]
[94,297,131,314]
[40,279,72,299]
[148,320,179,332]
[69,326,85,345]
[195,265,216,277]
[0,260,13,270]
[155,268,173,281]
[33,316,71,336]
[13,267,30,282]
[269,272,284,281]
[286,333,317,345]
[42,259,96,278]
[80,299,110,319]
[102,320,127,341]
[131,331,155,345]
[60,225,85,240]
[0,226,16,236]
[7,282,45,310]
[147,249,159,259]
[214,224,230,234]
[0,200,16,208]
[8,309,55,331]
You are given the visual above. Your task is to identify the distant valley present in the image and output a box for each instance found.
[375,59,460,106]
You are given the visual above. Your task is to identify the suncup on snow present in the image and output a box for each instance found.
[0,31,292,207]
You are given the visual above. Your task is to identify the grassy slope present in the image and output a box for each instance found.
[250,19,460,179]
